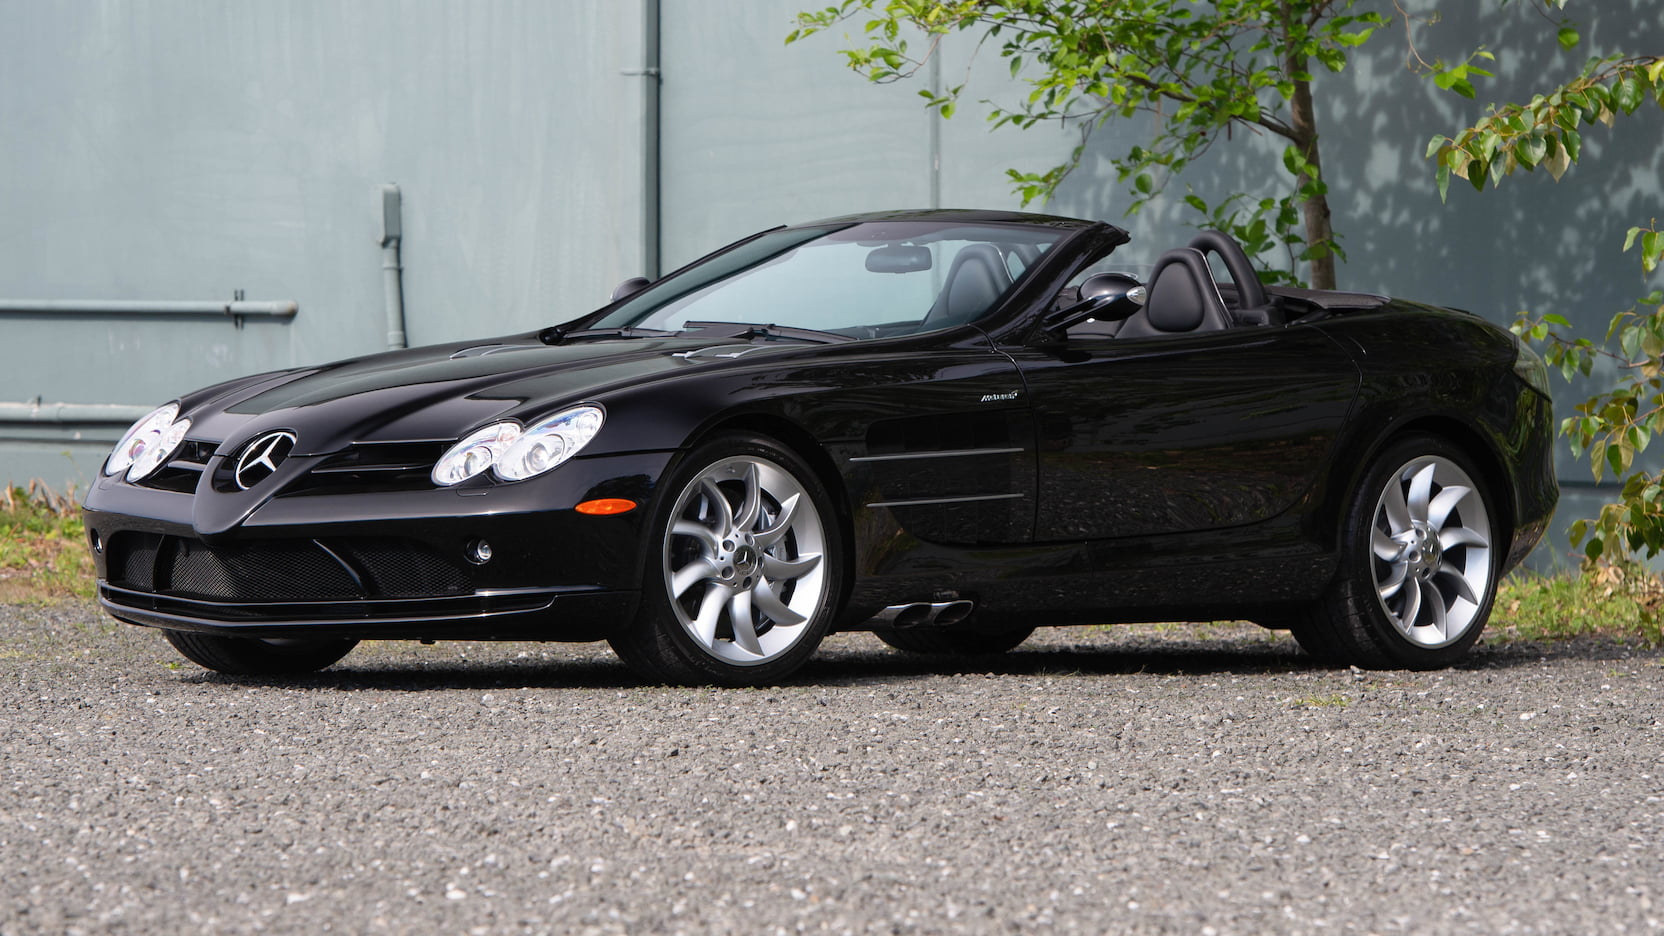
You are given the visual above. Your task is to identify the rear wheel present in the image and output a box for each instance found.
[162,630,358,675]
[1295,435,1497,669]
[609,434,841,686]
[875,626,1034,655]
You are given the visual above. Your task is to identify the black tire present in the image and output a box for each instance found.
[608,433,842,687]
[1295,434,1499,670]
[874,626,1035,655]
[162,630,358,675]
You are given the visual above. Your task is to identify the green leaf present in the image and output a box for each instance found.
[1626,227,1645,252]
[1557,26,1580,50]
[1437,165,1451,202]
[1135,173,1153,194]
[1615,75,1646,114]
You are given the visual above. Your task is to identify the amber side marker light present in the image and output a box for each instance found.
[575,498,638,516]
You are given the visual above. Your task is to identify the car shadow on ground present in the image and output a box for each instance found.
[175,633,1650,693]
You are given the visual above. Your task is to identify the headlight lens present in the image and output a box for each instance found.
[105,403,192,482]
[430,405,606,487]
[495,406,605,481]
[431,422,523,486]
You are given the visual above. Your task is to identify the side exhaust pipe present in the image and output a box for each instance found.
[871,600,976,629]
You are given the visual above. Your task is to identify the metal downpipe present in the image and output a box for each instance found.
[380,183,408,350]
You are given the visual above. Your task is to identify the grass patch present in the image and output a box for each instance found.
[1492,566,1662,647]
[0,481,95,602]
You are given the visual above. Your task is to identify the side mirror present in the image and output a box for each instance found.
[1044,272,1147,333]
[611,276,653,302]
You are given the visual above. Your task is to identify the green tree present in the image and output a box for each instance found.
[789,0,1390,289]
[1427,2,1664,561]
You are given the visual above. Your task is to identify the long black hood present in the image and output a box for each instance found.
[182,333,810,456]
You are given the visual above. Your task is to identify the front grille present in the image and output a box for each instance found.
[277,441,448,495]
[137,439,216,494]
[106,532,473,602]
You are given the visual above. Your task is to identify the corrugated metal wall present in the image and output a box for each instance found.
[3,0,1661,566]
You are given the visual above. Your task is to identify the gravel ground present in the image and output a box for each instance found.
[2,600,1661,935]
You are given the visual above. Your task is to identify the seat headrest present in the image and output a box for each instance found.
[1144,248,1225,332]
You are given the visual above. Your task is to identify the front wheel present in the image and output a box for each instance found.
[163,630,358,675]
[609,434,842,686]
[1295,436,1498,670]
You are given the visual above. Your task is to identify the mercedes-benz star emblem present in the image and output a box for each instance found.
[234,431,298,490]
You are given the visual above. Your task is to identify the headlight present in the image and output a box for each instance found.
[431,422,523,486]
[495,406,605,481]
[430,405,606,487]
[105,402,192,482]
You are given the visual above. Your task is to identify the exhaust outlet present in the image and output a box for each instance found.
[871,599,978,629]
[930,600,974,627]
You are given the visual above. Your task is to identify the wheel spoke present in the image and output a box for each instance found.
[1438,566,1480,607]
[1378,562,1408,600]
[1423,579,1450,638]
[1406,464,1435,524]
[672,519,722,552]
[1439,525,1490,551]
[753,578,808,627]
[728,589,763,656]
[1399,571,1423,627]
[733,463,762,531]
[700,478,734,534]
[1381,476,1413,534]
[762,551,821,583]
[691,583,729,648]
[1372,526,1403,561]
[1427,485,1471,531]
[755,493,801,549]
[670,557,716,599]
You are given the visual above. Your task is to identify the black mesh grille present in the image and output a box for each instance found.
[104,532,472,602]
[168,539,360,600]
[110,532,164,590]
[335,538,472,598]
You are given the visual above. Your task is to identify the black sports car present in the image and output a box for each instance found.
[82,210,1557,685]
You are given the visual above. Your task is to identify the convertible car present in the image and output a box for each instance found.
[82,209,1557,685]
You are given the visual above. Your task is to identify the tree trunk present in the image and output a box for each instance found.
[1281,3,1336,290]
[1288,76,1336,290]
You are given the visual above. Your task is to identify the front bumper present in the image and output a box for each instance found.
[83,450,673,641]
[99,582,636,641]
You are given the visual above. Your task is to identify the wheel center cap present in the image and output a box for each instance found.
[733,545,758,575]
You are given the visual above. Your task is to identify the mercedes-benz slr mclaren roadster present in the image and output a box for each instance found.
[83,210,1557,685]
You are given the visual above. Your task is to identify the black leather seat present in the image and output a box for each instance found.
[920,243,1011,331]
[1114,247,1232,339]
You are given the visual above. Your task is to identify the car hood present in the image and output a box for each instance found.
[184,334,807,455]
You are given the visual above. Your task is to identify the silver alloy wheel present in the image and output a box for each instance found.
[1370,455,1492,648]
[662,454,828,666]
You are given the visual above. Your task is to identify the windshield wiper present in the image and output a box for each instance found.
[540,325,676,345]
[679,321,852,344]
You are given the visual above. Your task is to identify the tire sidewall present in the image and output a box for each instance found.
[1341,434,1498,669]
[630,432,842,686]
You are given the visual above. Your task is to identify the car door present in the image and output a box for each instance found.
[827,345,1036,548]
[1004,325,1360,543]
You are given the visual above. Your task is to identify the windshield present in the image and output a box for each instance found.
[591,221,1067,338]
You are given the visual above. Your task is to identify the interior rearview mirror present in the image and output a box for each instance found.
[865,245,932,274]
